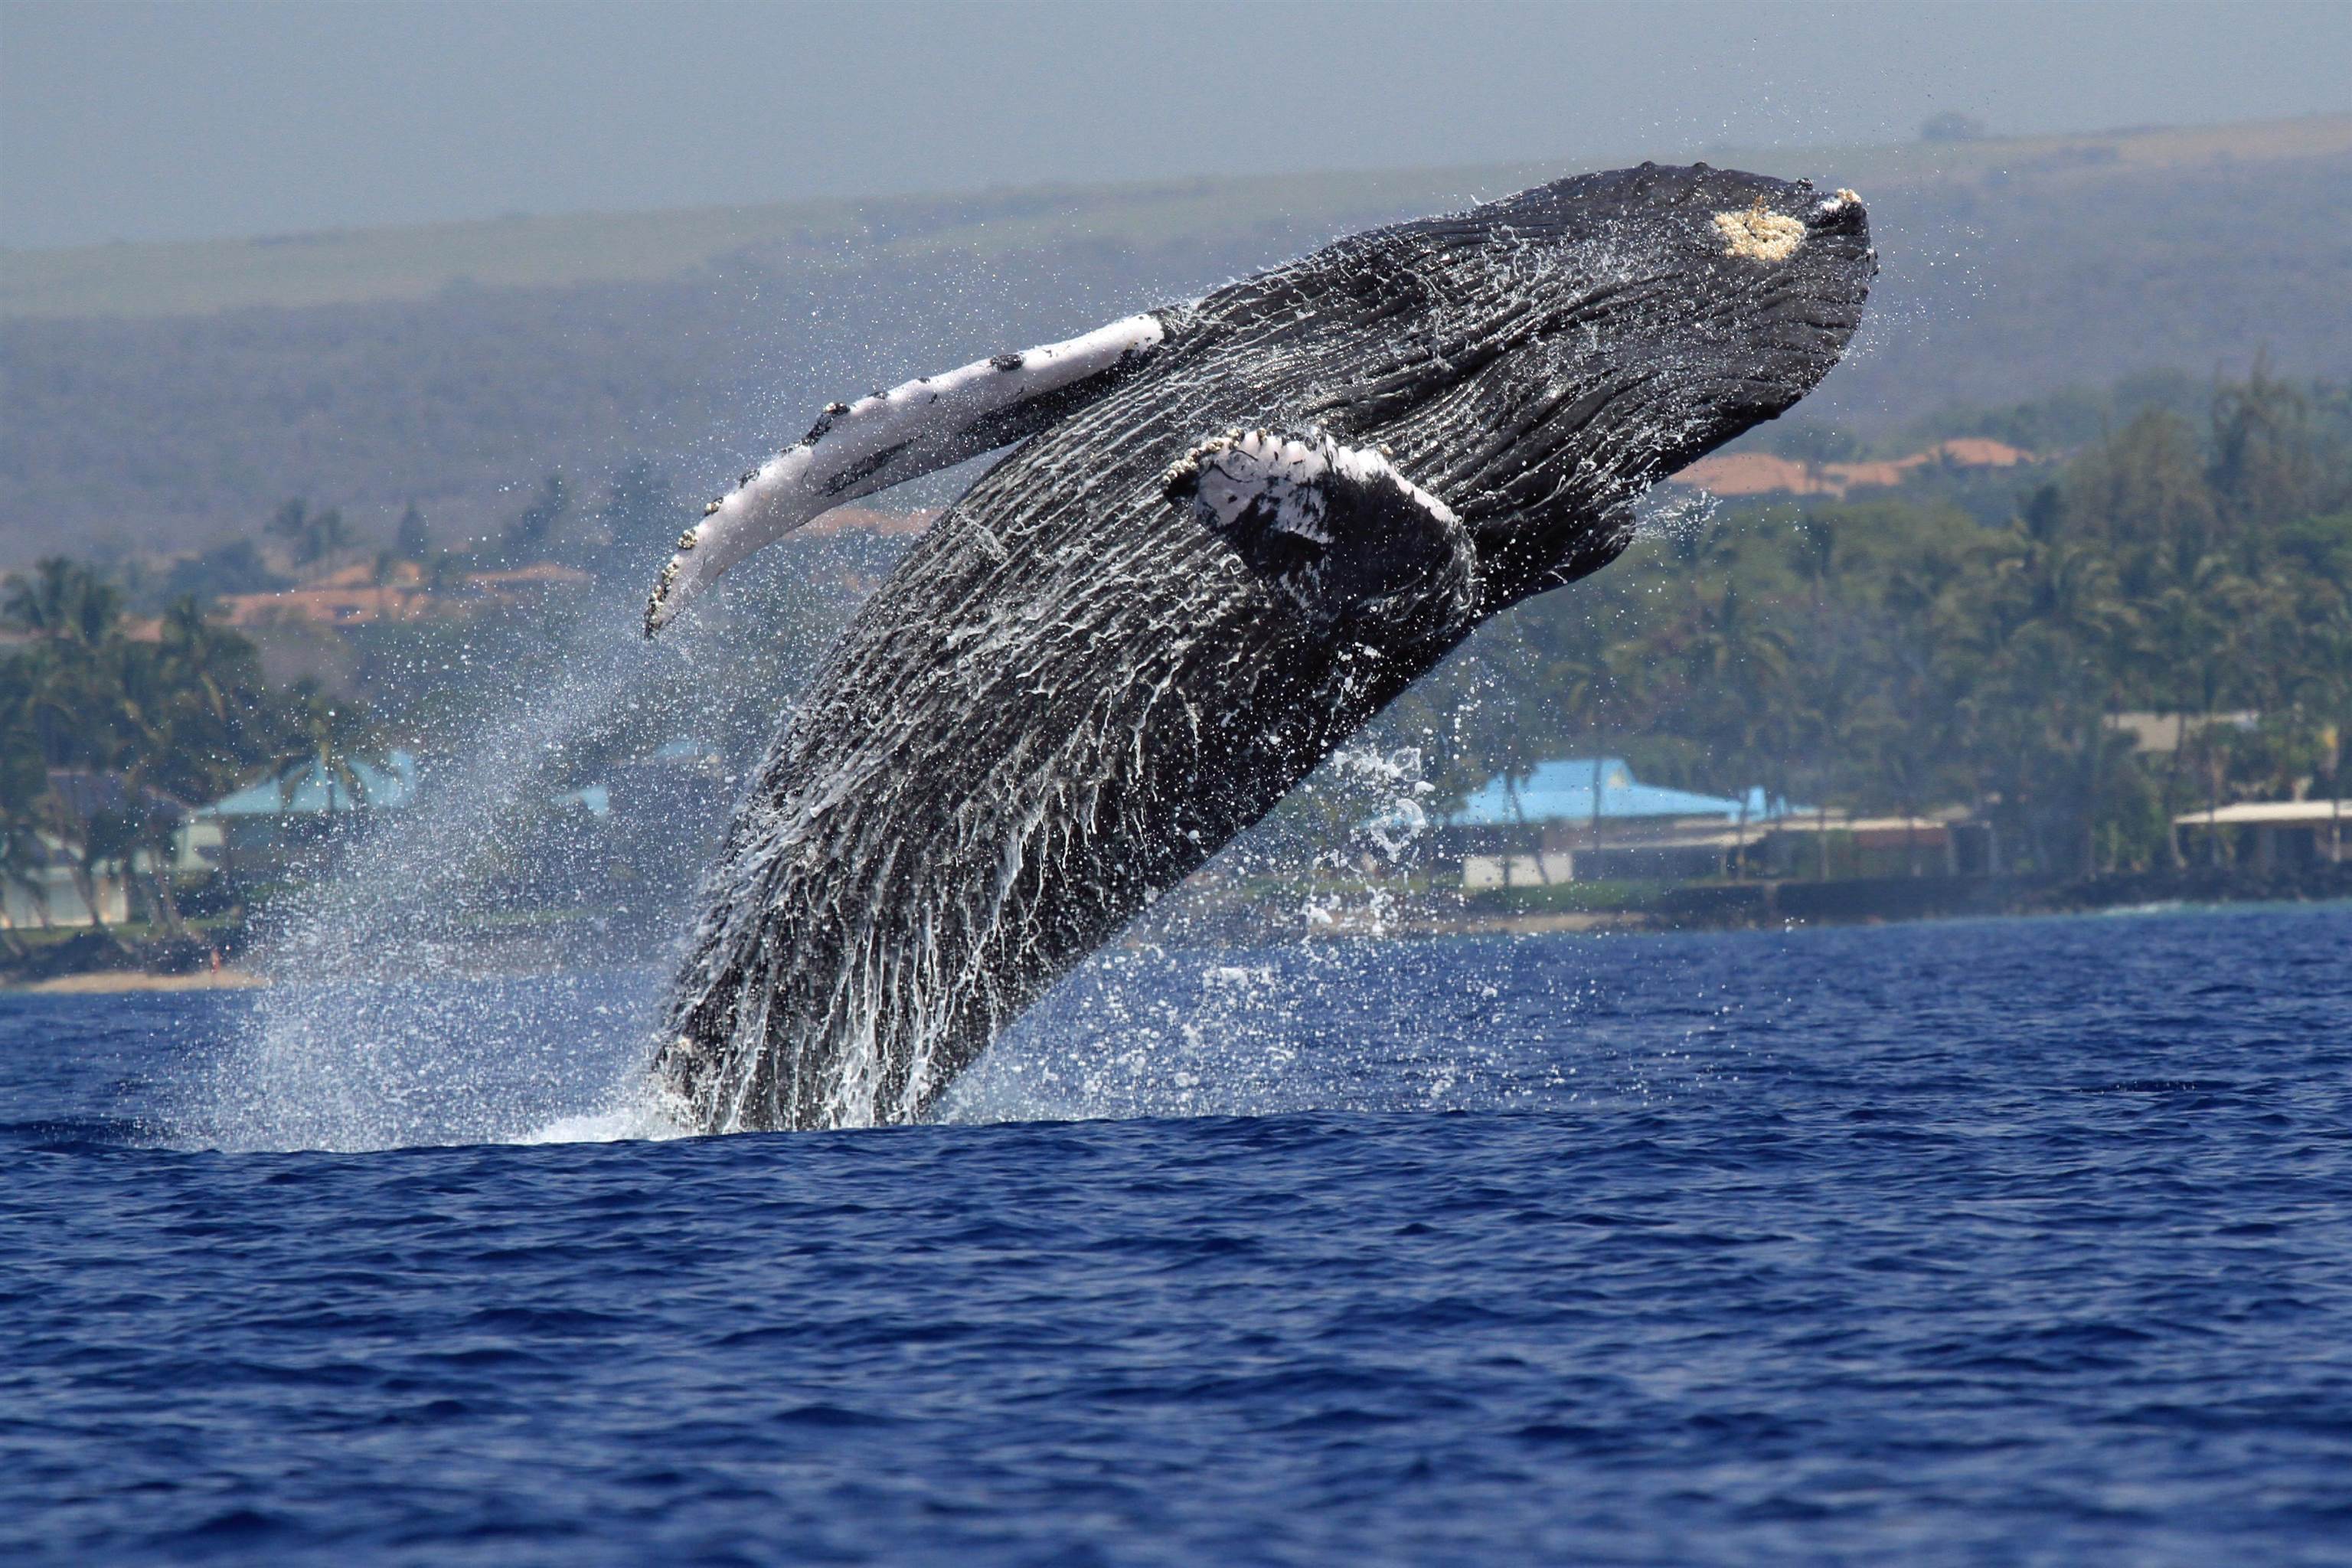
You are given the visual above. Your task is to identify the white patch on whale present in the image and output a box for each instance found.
[1713,201,1808,263]
[645,312,1165,633]
[1168,429,1459,544]
[1164,428,1467,622]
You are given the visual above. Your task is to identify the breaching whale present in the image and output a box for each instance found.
[646,164,1875,1132]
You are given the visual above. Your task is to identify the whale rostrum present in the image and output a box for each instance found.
[651,164,1876,1132]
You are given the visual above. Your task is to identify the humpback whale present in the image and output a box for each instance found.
[646,165,1875,1132]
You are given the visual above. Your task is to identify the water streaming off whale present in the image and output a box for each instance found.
[173,531,1472,1153]
[648,165,1873,1132]
[183,164,1870,1150]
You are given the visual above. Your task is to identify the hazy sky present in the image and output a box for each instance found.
[5,0,2348,250]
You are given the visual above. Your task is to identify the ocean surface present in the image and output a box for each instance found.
[4,904,2349,1565]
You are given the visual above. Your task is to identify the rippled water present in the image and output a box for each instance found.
[5,906,2350,1564]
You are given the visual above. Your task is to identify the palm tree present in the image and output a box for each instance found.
[266,681,384,815]
[1677,581,1792,877]
[28,786,116,939]
[1550,635,1628,884]
[2209,355,2316,544]
[395,503,432,563]
[4,557,123,647]
[2040,552,2131,876]
[268,498,352,568]
[2165,558,2259,865]
[2,565,128,932]
[98,599,285,937]
[501,474,571,561]
[0,692,54,955]
[1793,516,1840,615]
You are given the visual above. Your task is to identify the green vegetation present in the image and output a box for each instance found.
[1384,370,2352,878]
[10,105,2347,965]
[266,498,352,567]
[6,364,2347,969]
[0,560,374,943]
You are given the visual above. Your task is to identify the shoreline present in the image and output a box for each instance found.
[8,969,270,996]
[1134,867,2352,949]
[7,875,2345,992]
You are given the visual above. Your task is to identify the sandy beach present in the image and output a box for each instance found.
[10,969,270,996]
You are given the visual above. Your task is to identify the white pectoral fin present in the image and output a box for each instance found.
[1165,430,1458,537]
[1165,428,1469,626]
[645,311,1167,635]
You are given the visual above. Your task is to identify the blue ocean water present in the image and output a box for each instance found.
[4,905,2350,1565]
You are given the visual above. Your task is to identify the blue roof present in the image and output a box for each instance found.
[1448,758,1798,827]
[552,784,611,817]
[202,750,420,817]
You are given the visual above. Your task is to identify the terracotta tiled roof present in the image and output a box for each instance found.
[214,584,440,627]
[202,511,935,629]
[1669,439,2037,498]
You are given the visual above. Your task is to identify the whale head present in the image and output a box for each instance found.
[1243,163,1877,609]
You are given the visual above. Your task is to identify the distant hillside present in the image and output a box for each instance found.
[4,115,2347,567]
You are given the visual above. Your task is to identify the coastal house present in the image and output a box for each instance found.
[2173,799,2350,869]
[188,750,421,871]
[214,560,593,629]
[2104,710,2261,754]
[1,835,132,929]
[1755,809,1970,880]
[1440,759,1802,885]
[2,771,192,929]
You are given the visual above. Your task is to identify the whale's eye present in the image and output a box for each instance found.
[1713,199,1807,263]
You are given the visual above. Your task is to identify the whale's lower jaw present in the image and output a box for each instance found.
[655,510,1462,1133]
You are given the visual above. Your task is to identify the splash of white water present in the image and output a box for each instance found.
[177,573,791,1152]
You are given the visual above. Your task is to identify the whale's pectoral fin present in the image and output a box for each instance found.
[1163,429,1477,639]
[645,311,1168,635]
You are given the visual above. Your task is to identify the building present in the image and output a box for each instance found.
[1441,759,1802,885]
[2174,799,2350,869]
[214,560,593,629]
[190,750,421,871]
[2105,710,2260,754]
[1756,810,1969,879]
[2,835,132,929]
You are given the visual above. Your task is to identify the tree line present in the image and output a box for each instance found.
[1,561,375,942]
[1389,369,2352,878]
[8,368,2347,946]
